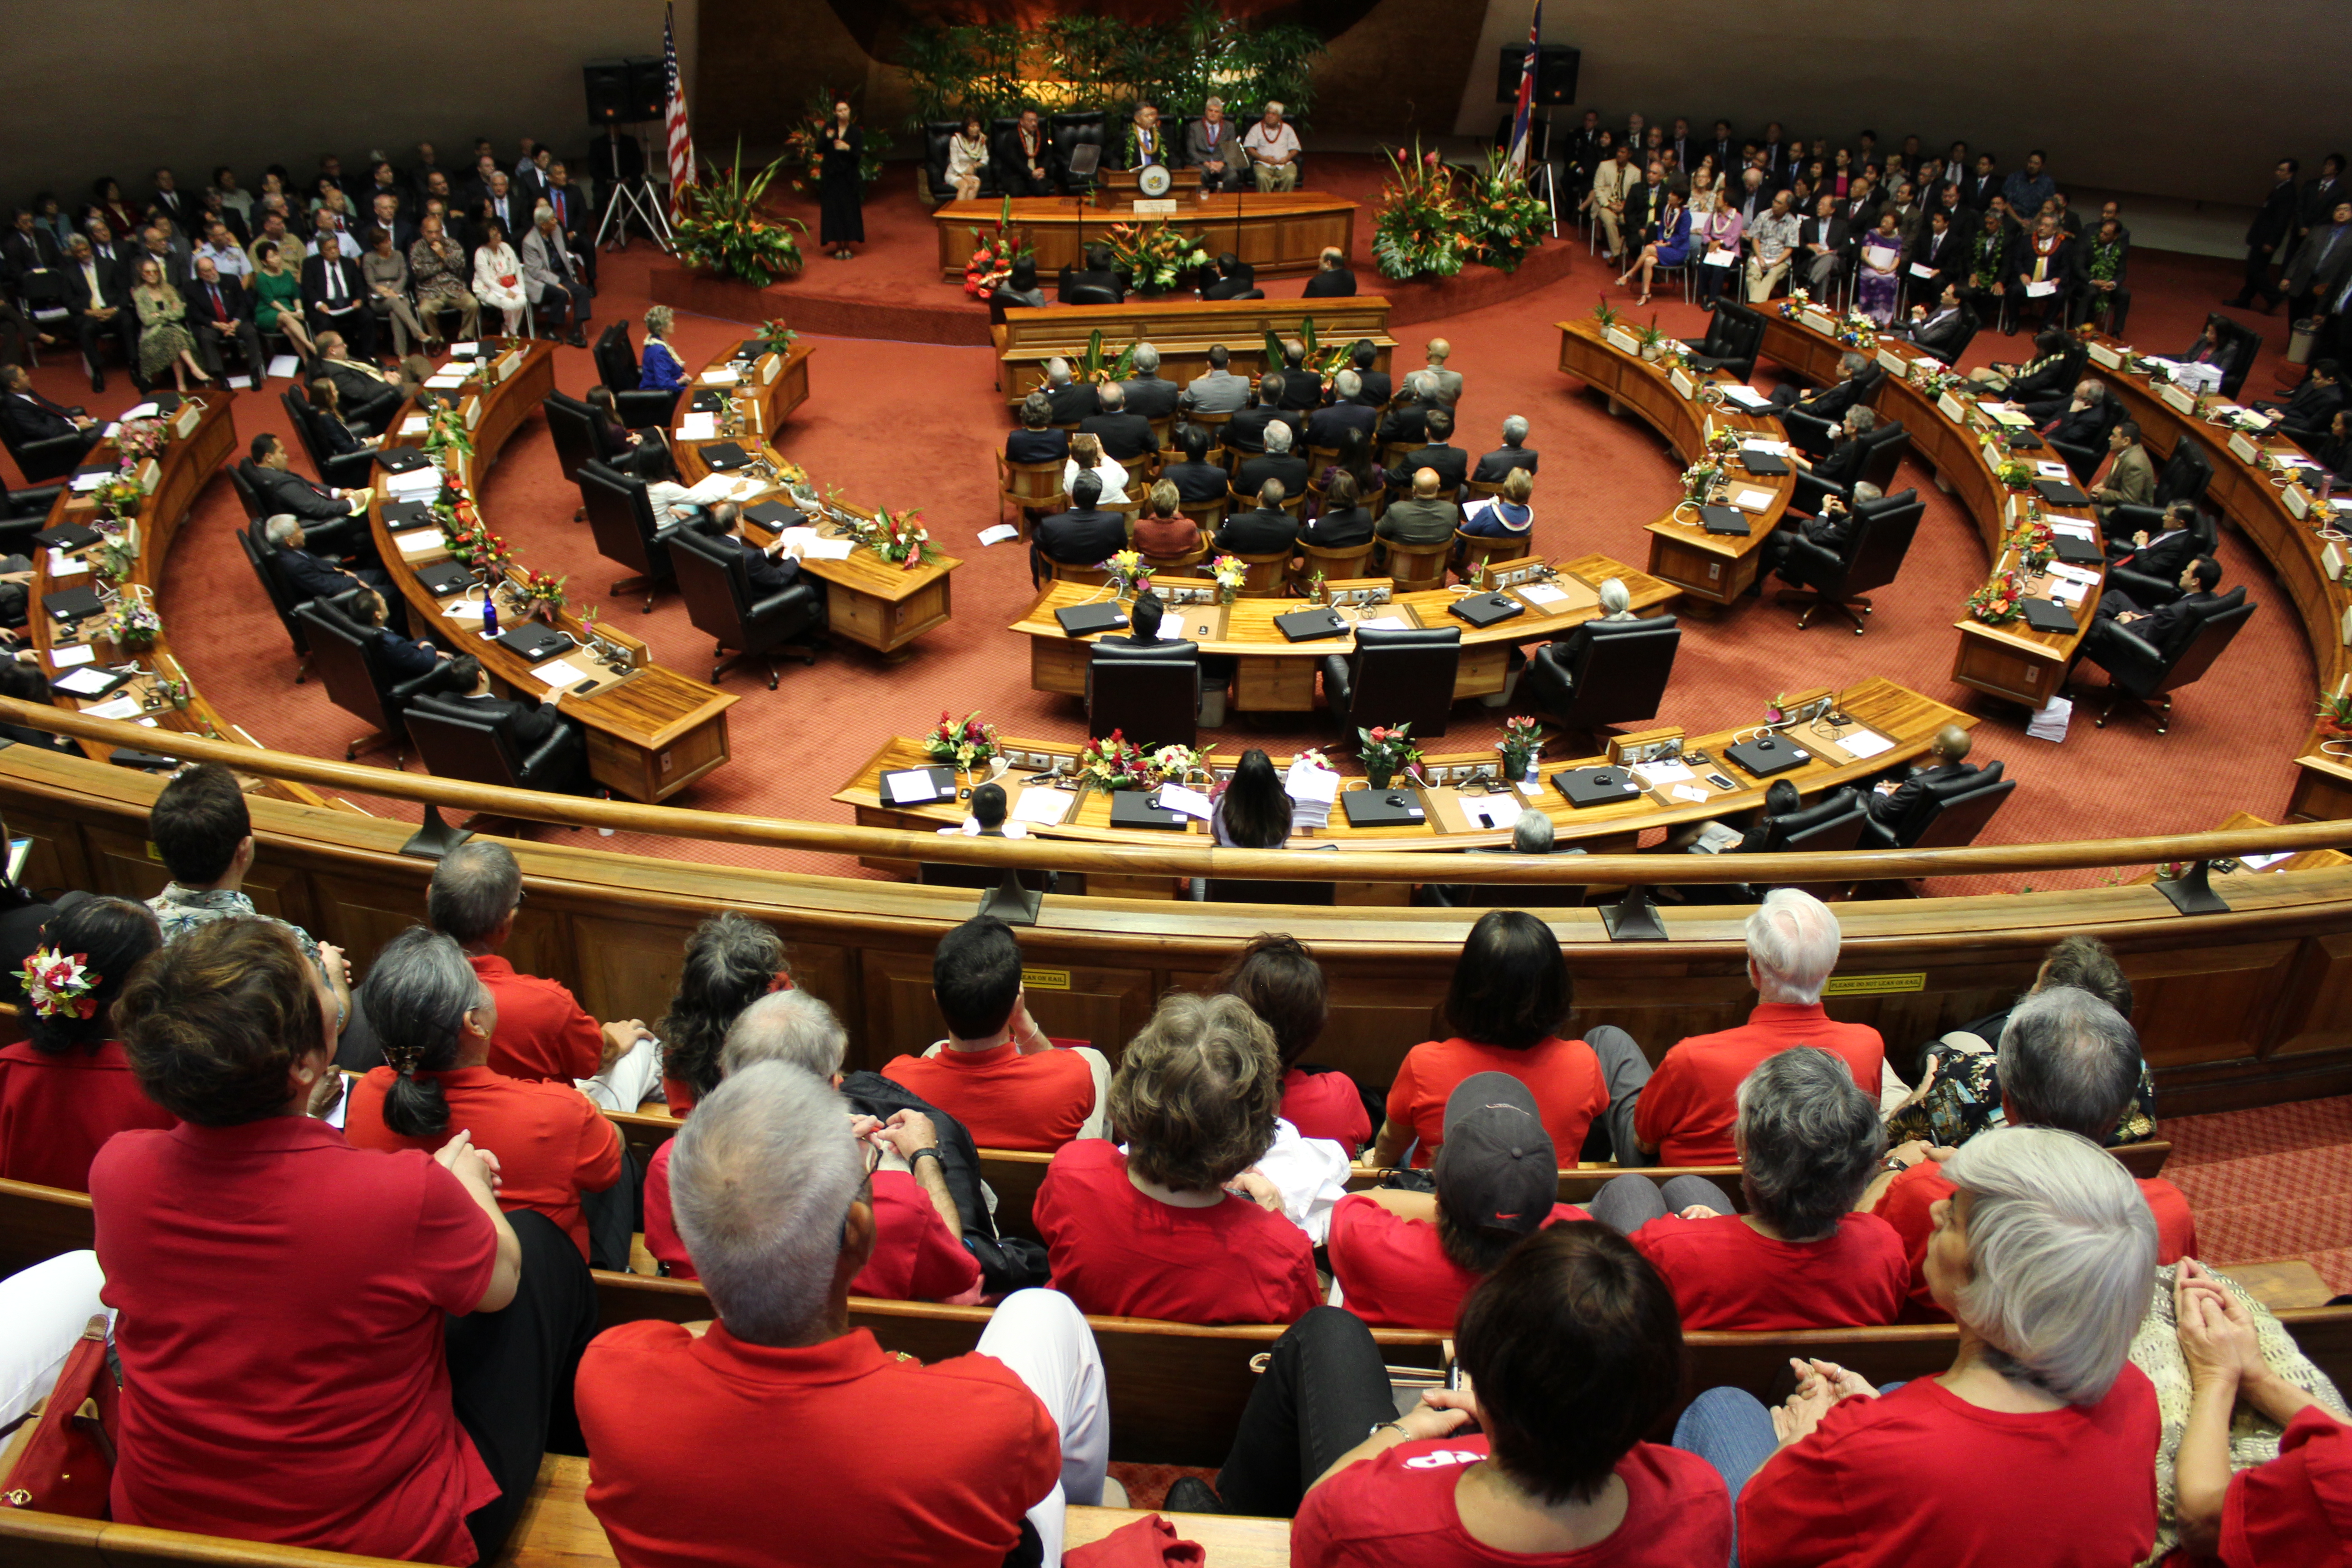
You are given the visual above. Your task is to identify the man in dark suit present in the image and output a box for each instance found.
[1032,473,1127,583]
[1273,342,1322,411]
[57,235,137,390]
[1894,282,1972,362]
[245,434,368,525]
[1223,374,1294,455]
[1343,340,1390,408]
[1118,344,1181,420]
[1622,163,1670,247]
[1,208,58,282]
[1056,244,1125,305]
[1376,371,1438,446]
[1376,469,1459,545]
[996,110,1057,198]
[186,257,264,382]
[1039,358,1098,425]
[314,333,404,433]
[1796,193,1852,297]
[2255,358,2344,436]
[441,662,589,792]
[1763,482,1878,578]
[2036,380,2112,449]
[1305,370,1378,449]
[348,591,475,693]
[0,364,99,462]
[365,191,418,259]
[300,233,376,362]
[1005,392,1068,466]
[1911,209,1965,289]
[1472,415,1538,482]
[1078,382,1155,464]
[1094,590,1197,657]
[2105,504,2200,581]
[2228,158,2302,312]
[1926,181,1973,241]
[480,172,532,243]
[262,514,392,605]
[1383,407,1467,497]
[1865,724,1978,829]
[539,163,597,288]
[1158,426,1228,504]
[2093,556,2222,651]
[1234,421,1308,500]
[2295,155,2348,262]
[1199,252,1254,301]
[1958,155,2001,217]
[1788,406,1876,513]
[1214,480,1297,555]
[715,503,808,594]
[1302,246,1356,298]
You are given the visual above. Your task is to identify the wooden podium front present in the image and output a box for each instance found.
[935,191,1354,279]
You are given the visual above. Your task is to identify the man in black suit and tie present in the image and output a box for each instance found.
[1865,725,1978,829]
[1158,426,1228,504]
[1342,340,1389,408]
[439,661,589,792]
[1093,591,1198,658]
[1958,155,2001,217]
[1057,244,1126,306]
[2227,158,2301,312]
[1302,247,1356,299]
[314,334,404,433]
[301,233,375,362]
[0,364,99,463]
[1032,473,1127,583]
[1214,480,1297,555]
[1117,344,1181,421]
[1273,342,1322,411]
[1472,415,1539,482]
[2035,380,2112,449]
[714,503,809,594]
[1703,123,1737,179]
[2254,359,2344,436]
[1796,194,1852,297]
[1005,392,1068,466]
[365,192,418,259]
[1040,358,1098,425]
[245,434,369,526]
[1384,407,1467,497]
[187,257,264,383]
[1665,119,1695,179]
[1763,481,1879,578]
[58,235,137,390]
[2105,505,2200,581]
[1894,282,1972,363]
[1199,252,1254,301]
[1234,421,1308,500]
[82,217,131,283]
[2093,556,2222,652]
[996,109,1057,198]
[1,209,59,282]
[1078,382,1156,465]
[261,514,392,606]
[147,167,192,232]
[1910,210,1964,293]
[1306,370,1378,449]
[1224,373,1295,455]
[1376,371,1437,446]
[479,172,529,250]
[540,163,596,288]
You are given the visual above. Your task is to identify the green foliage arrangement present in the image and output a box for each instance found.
[1106,220,1210,295]
[1372,143,1467,282]
[671,140,808,286]
[1457,152,1551,274]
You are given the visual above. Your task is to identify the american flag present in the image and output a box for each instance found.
[1507,0,1542,173]
[663,3,696,218]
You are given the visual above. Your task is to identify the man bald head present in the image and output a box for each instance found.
[1932,724,1971,764]
[1411,467,1440,499]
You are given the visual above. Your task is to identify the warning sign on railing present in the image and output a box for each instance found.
[1822,972,1926,996]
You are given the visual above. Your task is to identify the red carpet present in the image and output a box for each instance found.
[2166,1094,2352,1294]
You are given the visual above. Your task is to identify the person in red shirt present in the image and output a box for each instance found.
[1218,932,1373,1152]
[1169,1224,1729,1568]
[0,896,173,1191]
[1373,910,1612,1169]
[642,988,981,1303]
[343,927,622,1262]
[2172,1257,2352,1565]
[94,917,595,1567]
[880,915,1105,1152]
[1864,985,2197,1320]
[427,843,656,1099]
[578,1058,1111,1567]
[655,911,793,1115]
[1034,991,1319,1324]
[1624,888,1884,1165]
[1597,1046,1906,1331]
[1329,1072,1591,1330]
[1674,1125,2162,1568]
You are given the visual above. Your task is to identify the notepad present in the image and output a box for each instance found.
[1671,783,1711,803]
[399,415,429,436]
[677,412,717,441]
[798,537,855,560]
[443,599,489,621]
[396,529,446,559]
[1460,794,1520,829]
[84,695,143,720]
[52,666,120,696]
[1519,583,1571,606]
[424,371,469,389]
[531,657,589,689]
[1908,261,1940,279]
[1156,784,1215,820]
[976,523,1019,546]
[1012,787,1073,826]
[1730,486,1775,512]
[884,767,952,806]
[2024,279,2060,297]
[701,368,740,386]
[1839,730,1895,760]
[46,643,94,668]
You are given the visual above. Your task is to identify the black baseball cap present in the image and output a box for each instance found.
[1435,1072,1558,1239]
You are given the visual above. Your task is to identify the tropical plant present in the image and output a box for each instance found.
[1680,460,1724,502]
[671,140,808,286]
[1457,151,1550,274]
[1077,729,1153,790]
[1634,316,1669,355]
[779,89,892,193]
[926,710,1000,769]
[1967,570,2027,626]
[1592,295,1621,332]
[899,22,1029,126]
[2317,688,2352,738]
[1357,723,1422,785]
[1372,143,1466,281]
[1495,715,1543,780]
[966,195,1035,274]
[1105,219,1209,295]
[1075,328,1138,385]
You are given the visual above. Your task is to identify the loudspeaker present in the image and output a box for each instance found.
[1496,44,1580,106]
[585,56,665,124]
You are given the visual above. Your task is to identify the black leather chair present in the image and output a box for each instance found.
[1774,487,1925,634]
[2045,399,2122,483]
[667,525,826,689]
[2106,439,2215,543]
[1780,363,1886,459]
[2105,508,2218,607]
[1861,760,2008,849]
[2207,315,2262,402]
[1323,625,1462,740]
[294,597,443,760]
[0,475,60,557]
[576,459,675,612]
[280,387,374,491]
[924,121,1000,203]
[1680,300,1765,379]
[593,323,683,429]
[405,693,588,802]
[2080,586,2256,735]
[1791,422,1909,516]
[1086,641,1200,749]
[0,413,96,484]
[1919,309,1979,368]
[1060,280,1125,307]
[246,495,360,565]
[1520,615,1681,738]
[239,525,317,681]
[544,390,600,495]
[1762,791,1871,854]
[223,456,265,521]
[1048,111,1107,193]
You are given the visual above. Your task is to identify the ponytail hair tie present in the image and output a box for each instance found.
[385,1044,423,1078]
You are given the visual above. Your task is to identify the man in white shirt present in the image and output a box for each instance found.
[196,220,252,280]
[1745,190,1802,303]
[1242,102,1301,192]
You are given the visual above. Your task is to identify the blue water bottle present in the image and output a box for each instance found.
[481,584,499,638]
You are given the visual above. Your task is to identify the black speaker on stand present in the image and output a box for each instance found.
[584,57,671,253]
[1496,44,1580,105]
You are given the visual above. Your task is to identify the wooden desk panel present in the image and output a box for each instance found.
[935,191,1356,279]
[994,296,1394,404]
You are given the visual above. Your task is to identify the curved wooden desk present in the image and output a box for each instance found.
[933,190,1356,279]
[1014,554,1677,713]
[992,296,1396,406]
[668,341,962,660]
[370,342,737,803]
[1555,318,1797,607]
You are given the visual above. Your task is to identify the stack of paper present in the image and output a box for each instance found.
[1519,583,1570,606]
[701,368,741,386]
[2026,695,2073,743]
[396,529,446,559]
[1284,759,1339,830]
[53,666,120,696]
[47,644,94,669]
[398,415,430,436]
[68,471,107,493]
[423,370,470,390]
[1460,794,1519,830]
[677,412,718,441]
[1730,486,1776,513]
[1156,784,1215,820]
[2049,519,2097,541]
[1632,758,1695,788]
[1353,615,1410,631]
[1720,385,1774,411]
[385,465,443,498]
[84,695,143,721]
[1012,787,1073,826]
[884,769,945,806]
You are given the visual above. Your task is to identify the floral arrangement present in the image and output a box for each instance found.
[1372,143,1468,281]
[1495,715,1543,779]
[2005,519,2057,576]
[91,534,138,585]
[91,473,142,521]
[1210,553,1247,604]
[1077,729,1153,790]
[780,88,891,193]
[513,569,568,612]
[107,597,161,650]
[858,507,938,568]
[422,402,474,465]
[1913,361,1964,397]
[1292,747,1333,774]
[439,511,511,576]
[1966,570,2027,626]
[1150,743,1205,783]
[1705,426,1742,459]
[926,710,1000,769]
[1457,151,1550,274]
[20,947,97,1020]
[1833,310,1878,351]
[1592,296,1622,332]
[964,247,1013,299]
[1633,316,1670,359]
[1106,220,1210,295]
[1357,723,1421,786]
[113,418,167,463]
[1074,327,1138,386]
[2318,689,2352,739]
[149,676,190,711]
[1680,460,1724,504]
[965,196,1036,279]
[1995,456,2036,490]
[1778,288,1813,320]
[673,138,808,286]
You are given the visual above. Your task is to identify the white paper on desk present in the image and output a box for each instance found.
[976,523,1019,546]
[682,472,742,504]
[1519,582,1570,606]
[2050,578,2088,605]
[2050,519,2097,541]
[46,552,87,578]
[399,415,429,436]
[1743,438,1793,456]
[46,644,94,669]
[531,657,589,689]
[385,466,443,497]
[1462,794,1519,829]
[1730,486,1775,512]
[396,529,445,559]
[701,368,740,386]
[442,598,488,621]
[1908,262,1940,279]
[117,401,158,421]
[1703,250,1735,266]
[799,537,855,560]
[84,695,142,720]
[1633,759,1696,786]
[776,525,823,550]
[884,768,946,805]
[1353,615,1409,631]
[2046,561,2098,585]
[1840,730,1896,760]
[1012,787,1073,826]
[2035,461,2069,478]
[1671,783,1711,804]
[2241,851,2293,871]
[2024,279,2060,298]
[68,470,106,493]
[52,666,118,695]
[1157,784,1215,820]
[677,412,717,441]
[423,372,468,389]
[1720,385,1774,410]
[1285,760,1340,805]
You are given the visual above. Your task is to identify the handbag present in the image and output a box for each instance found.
[0,1314,118,1517]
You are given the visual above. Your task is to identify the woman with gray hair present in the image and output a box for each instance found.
[1597,576,1635,619]
[1679,1125,2162,1565]
[639,304,686,391]
[1589,1046,1905,1330]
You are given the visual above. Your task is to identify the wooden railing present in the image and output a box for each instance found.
[12,696,2352,887]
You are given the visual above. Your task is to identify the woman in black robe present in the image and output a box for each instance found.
[819,99,865,260]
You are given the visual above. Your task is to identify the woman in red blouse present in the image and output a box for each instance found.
[1217,933,1372,1152]
[92,917,595,1567]
[0,896,172,1191]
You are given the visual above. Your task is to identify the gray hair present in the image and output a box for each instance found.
[1844,405,1878,434]
[1597,577,1632,616]
[1838,351,1867,377]
[2074,380,2104,405]
[1097,382,1125,412]
[1852,482,1883,505]
[720,989,848,1082]
[670,1061,862,1345]
[1205,96,1224,112]
[1940,1126,2156,1404]
[1019,390,1053,427]
[1501,415,1529,445]
[533,202,555,225]
[1744,888,1840,1004]
[1046,356,1072,386]
[1511,810,1554,853]
[1735,1046,1884,1239]
[262,514,302,548]
[1263,420,1292,453]
[1264,101,1284,116]
[644,305,674,338]
[1334,368,1361,399]
[1408,370,1437,400]
[1132,343,1159,373]
[1997,986,2141,1140]
[426,841,521,946]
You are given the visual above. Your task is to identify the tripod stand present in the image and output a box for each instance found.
[595,121,674,253]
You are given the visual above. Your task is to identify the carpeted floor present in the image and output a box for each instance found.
[2167,1093,2352,1295]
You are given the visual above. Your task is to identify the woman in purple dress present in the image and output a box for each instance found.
[1855,211,1905,323]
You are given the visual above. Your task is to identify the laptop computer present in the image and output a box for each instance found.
[1109,792,1191,830]
[1447,591,1524,628]
[882,765,959,806]
[374,446,431,473]
[2051,533,2104,566]
[32,522,100,552]
[1699,505,1750,536]
[1055,602,1127,636]
[496,624,573,663]
[1725,735,1808,778]
[2019,597,2078,634]
[1553,766,1644,807]
[1274,606,1350,642]
[1739,449,1791,476]
[698,441,753,471]
[744,500,802,531]
[381,500,436,533]
[2034,479,2090,508]
[1340,789,1426,827]
[42,584,103,623]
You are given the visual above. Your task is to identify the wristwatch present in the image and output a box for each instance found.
[908,1146,944,1168]
[1881,1151,1914,1174]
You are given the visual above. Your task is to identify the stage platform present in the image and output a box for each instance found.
[650,152,1578,347]
[932,190,1355,279]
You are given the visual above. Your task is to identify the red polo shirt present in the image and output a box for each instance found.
[90,1117,499,1565]
[345,1065,622,1260]
[578,1320,1060,1568]
[879,1042,1096,1152]
[0,1039,176,1191]
[1738,1368,2159,1568]
[1294,1436,1731,1568]
[1033,1137,1319,1324]
[1634,1004,1884,1165]
[1386,1036,1608,1168]
[1326,1193,1591,1331]
[1283,1067,1373,1151]
[1872,1161,2197,1321]
[641,1138,980,1302]
[2221,1403,2352,1567]
[1629,1212,1908,1331]
[469,952,602,1083]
